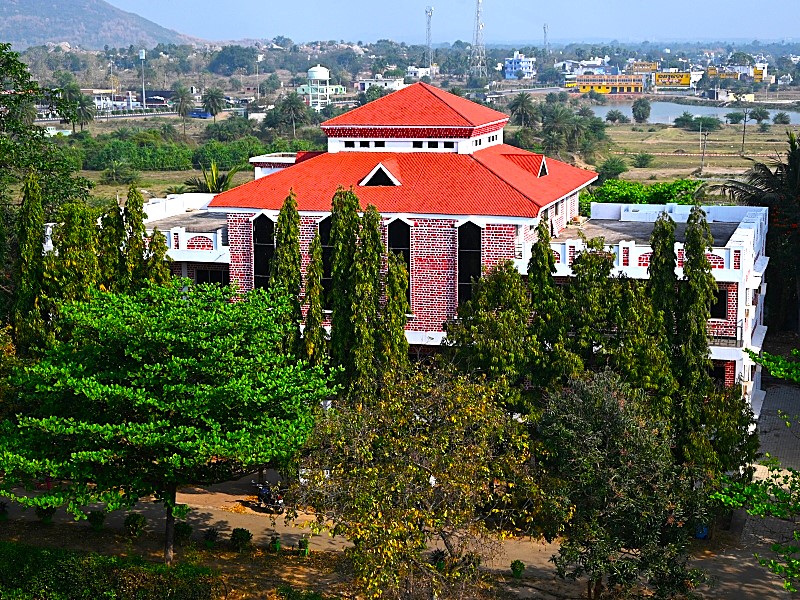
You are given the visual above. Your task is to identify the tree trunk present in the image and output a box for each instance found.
[164,483,177,565]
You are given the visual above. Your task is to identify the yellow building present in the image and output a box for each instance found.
[577,74,644,94]
[654,72,691,87]
[629,61,658,74]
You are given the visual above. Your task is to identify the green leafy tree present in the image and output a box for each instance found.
[647,212,679,350]
[750,348,800,383]
[631,97,651,123]
[172,85,195,137]
[541,372,707,600]
[12,173,46,353]
[726,111,745,125]
[302,232,327,367]
[750,107,770,124]
[295,367,540,599]
[527,219,581,394]
[631,152,654,168]
[597,157,628,183]
[271,192,303,353]
[773,112,792,125]
[201,87,226,123]
[60,82,82,133]
[75,93,96,132]
[508,92,537,128]
[350,205,384,400]
[0,282,333,565]
[604,109,625,123]
[184,161,243,193]
[445,261,533,411]
[279,92,310,138]
[329,188,361,381]
[378,251,410,381]
[715,132,800,331]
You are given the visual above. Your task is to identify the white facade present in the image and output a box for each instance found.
[356,77,408,93]
[504,51,537,80]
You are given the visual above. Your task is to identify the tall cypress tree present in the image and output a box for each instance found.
[123,185,148,290]
[379,251,410,382]
[350,205,383,400]
[44,201,100,306]
[527,219,581,392]
[98,202,125,290]
[647,213,679,351]
[303,231,327,367]
[676,205,716,394]
[144,228,172,286]
[272,192,303,353]
[329,187,361,377]
[13,172,45,352]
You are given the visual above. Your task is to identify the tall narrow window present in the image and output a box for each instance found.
[253,215,275,289]
[319,217,333,308]
[388,219,411,304]
[458,222,482,305]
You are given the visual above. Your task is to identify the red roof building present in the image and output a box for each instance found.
[151,83,597,345]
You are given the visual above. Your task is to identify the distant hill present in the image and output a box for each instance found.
[0,0,201,50]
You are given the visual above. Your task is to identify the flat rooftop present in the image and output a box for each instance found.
[552,219,740,247]
[147,211,228,233]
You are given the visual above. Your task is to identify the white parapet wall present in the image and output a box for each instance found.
[143,194,216,224]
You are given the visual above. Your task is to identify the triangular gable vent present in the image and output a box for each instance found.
[360,163,401,187]
[538,157,548,177]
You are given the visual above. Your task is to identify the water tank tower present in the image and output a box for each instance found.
[307,64,331,111]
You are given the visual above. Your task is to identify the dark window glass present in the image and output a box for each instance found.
[428,141,439,148]
[388,219,411,304]
[374,141,386,148]
[412,141,423,148]
[710,362,726,385]
[196,269,230,286]
[444,141,455,149]
[710,288,728,319]
[458,222,482,304]
[364,168,395,187]
[253,215,274,289]
[360,141,370,147]
[319,217,333,308]
[344,141,355,148]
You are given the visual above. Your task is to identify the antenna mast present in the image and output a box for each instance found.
[470,0,487,79]
[426,6,434,69]
[543,23,549,55]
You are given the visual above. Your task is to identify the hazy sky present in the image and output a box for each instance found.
[107,0,800,45]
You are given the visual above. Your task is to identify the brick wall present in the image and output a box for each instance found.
[411,218,458,332]
[228,213,255,292]
[482,224,517,269]
[186,235,214,251]
[171,261,229,281]
[708,282,739,338]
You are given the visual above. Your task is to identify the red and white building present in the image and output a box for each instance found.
[145,82,768,410]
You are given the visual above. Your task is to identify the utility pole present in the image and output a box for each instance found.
[469,0,487,80]
[700,130,709,176]
[139,49,146,111]
[426,7,434,70]
[741,107,751,154]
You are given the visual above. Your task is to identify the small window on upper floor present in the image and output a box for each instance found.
[554,201,560,216]
[710,288,728,320]
[428,141,439,148]
[444,141,455,149]
[360,141,370,148]
[374,141,386,148]
[413,141,423,149]
[344,141,355,148]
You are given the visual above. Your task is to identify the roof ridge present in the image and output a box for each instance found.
[469,150,538,207]
[418,82,475,126]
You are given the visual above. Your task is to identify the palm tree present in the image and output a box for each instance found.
[172,86,195,138]
[201,88,226,123]
[713,132,800,329]
[184,161,243,193]
[60,82,82,133]
[75,94,96,131]
[279,92,309,138]
[507,92,537,129]
[605,109,625,124]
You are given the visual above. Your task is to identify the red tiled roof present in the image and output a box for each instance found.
[210,146,597,218]
[321,82,509,129]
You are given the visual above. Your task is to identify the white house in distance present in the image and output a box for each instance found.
[143,82,769,412]
[504,51,537,80]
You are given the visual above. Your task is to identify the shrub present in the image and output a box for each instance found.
[174,521,193,545]
[277,586,326,600]
[203,527,219,549]
[124,513,147,538]
[0,540,222,599]
[230,527,253,552]
[631,152,655,168]
[759,122,771,133]
[511,559,525,578]
[430,548,447,572]
[86,510,106,532]
[298,536,310,557]
[34,506,56,524]
[597,157,628,183]
[268,533,281,553]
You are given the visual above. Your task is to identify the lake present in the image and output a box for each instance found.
[592,101,800,125]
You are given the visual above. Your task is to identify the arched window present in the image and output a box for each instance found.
[458,222,482,305]
[388,219,411,304]
[253,215,275,289]
[319,217,333,308]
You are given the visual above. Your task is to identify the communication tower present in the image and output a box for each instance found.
[469,0,487,79]
[543,23,549,55]
[426,6,434,69]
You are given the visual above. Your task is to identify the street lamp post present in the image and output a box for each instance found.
[139,49,146,111]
